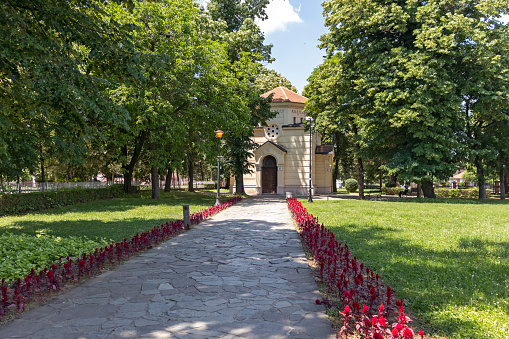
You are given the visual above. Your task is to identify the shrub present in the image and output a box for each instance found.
[0,185,125,216]
[345,179,358,193]
[435,188,489,199]
[204,183,216,189]
[381,187,404,195]
[385,181,397,188]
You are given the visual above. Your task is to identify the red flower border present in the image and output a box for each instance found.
[287,197,424,339]
[1,196,242,321]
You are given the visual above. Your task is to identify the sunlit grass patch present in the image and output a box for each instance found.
[0,190,232,280]
[303,199,509,339]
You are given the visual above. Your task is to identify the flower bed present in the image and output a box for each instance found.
[0,196,241,321]
[287,197,424,339]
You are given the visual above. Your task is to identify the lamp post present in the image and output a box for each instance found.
[215,130,224,206]
[306,117,313,203]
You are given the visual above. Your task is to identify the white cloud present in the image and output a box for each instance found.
[257,0,303,35]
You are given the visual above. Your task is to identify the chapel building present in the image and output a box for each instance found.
[231,86,333,196]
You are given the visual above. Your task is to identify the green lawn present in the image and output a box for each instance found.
[0,190,233,280]
[303,198,509,339]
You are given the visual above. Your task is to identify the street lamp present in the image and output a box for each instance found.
[306,117,313,203]
[215,130,224,206]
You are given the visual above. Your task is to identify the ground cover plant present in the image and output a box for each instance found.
[0,191,240,320]
[302,198,509,339]
[288,198,424,339]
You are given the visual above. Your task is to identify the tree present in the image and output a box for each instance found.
[255,67,298,93]
[204,0,276,194]
[317,0,508,199]
[0,0,136,181]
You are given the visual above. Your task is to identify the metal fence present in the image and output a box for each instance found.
[0,179,217,194]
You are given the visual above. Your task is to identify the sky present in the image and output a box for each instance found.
[256,0,328,94]
[201,1,509,94]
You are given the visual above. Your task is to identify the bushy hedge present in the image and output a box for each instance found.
[381,187,404,195]
[203,183,216,189]
[435,188,489,199]
[0,185,125,216]
[345,178,358,193]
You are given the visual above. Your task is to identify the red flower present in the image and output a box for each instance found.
[364,318,372,327]
[344,305,351,317]
[403,327,414,339]
[392,328,400,337]
[418,329,424,338]
[315,299,321,305]
[396,323,403,331]
[362,304,369,313]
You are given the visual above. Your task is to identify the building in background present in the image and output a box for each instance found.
[231,86,333,196]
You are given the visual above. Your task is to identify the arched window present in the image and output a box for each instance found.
[263,155,277,167]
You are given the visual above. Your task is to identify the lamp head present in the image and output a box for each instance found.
[215,130,224,139]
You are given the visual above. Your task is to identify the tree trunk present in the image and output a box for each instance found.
[164,167,172,192]
[151,165,160,199]
[121,130,148,193]
[235,175,245,194]
[421,180,436,198]
[475,158,487,200]
[417,185,422,198]
[352,124,364,199]
[502,173,509,199]
[188,158,194,192]
[500,170,506,200]
[40,157,46,192]
[358,157,365,199]
[389,174,397,185]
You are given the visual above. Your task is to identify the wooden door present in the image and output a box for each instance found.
[262,156,277,194]
[262,167,277,194]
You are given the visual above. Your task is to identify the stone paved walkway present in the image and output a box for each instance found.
[1,196,335,338]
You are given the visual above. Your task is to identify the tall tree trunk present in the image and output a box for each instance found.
[358,157,365,199]
[188,157,194,192]
[421,180,436,198]
[500,169,505,200]
[40,157,46,192]
[121,130,148,194]
[379,159,383,190]
[501,173,509,201]
[151,165,160,199]
[417,185,421,198]
[235,175,245,194]
[475,157,487,200]
[352,124,364,199]
[164,167,172,192]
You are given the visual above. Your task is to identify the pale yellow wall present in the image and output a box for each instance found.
[231,100,333,195]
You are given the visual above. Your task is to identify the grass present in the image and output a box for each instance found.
[302,198,509,339]
[0,190,232,241]
[0,190,234,280]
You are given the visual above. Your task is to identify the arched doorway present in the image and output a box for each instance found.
[262,155,277,194]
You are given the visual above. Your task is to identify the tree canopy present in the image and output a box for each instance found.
[306,0,509,199]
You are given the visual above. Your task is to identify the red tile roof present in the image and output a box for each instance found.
[261,86,308,104]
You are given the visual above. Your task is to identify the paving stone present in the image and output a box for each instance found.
[0,196,335,339]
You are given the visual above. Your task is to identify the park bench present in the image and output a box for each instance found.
[366,188,382,199]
